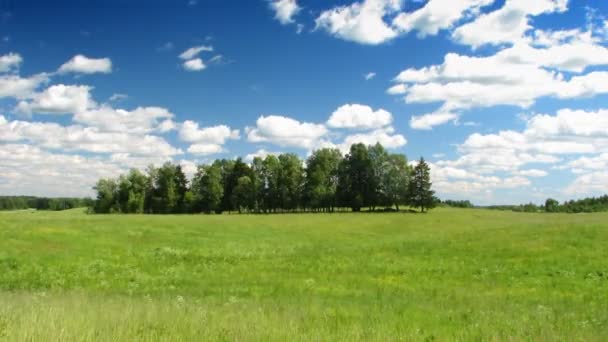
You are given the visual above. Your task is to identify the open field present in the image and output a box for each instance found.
[1,208,607,340]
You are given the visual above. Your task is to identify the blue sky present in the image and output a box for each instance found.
[1,0,608,204]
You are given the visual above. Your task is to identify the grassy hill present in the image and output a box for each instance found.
[1,208,607,340]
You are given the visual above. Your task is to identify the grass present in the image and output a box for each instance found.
[0,208,607,340]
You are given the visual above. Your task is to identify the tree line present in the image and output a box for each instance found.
[544,196,608,213]
[0,196,92,211]
[93,143,437,214]
[482,195,608,213]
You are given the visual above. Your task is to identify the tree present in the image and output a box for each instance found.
[192,164,224,214]
[125,169,149,213]
[278,153,304,211]
[408,157,435,212]
[368,143,388,209]
[337,143,375,211]
[250,157,266,213]
[382,154,410,211]
[222,158,251,213]
[232,176,254,213]
[93,178,119,213]
[150,162,188,214]
[304,148,342,212]
[545,198,559,213]
[262,155,281,213]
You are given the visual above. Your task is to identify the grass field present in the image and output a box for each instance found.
[0,208,607,340]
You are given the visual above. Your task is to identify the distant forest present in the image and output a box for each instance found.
[92,143,437,214]
[442,196,608,213]
[0,196,93,211]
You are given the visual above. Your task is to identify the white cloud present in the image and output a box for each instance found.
[564,171,608,195]
[393,0,492,37]
[74,106,175,134]
[183,58,206,71]
[389,35,608,128]
[410,110,459,130]
[244,148,280,162]
[327,104,392,130]
[179,120,239,155]
[247,115,328,149]
[364,72,376,80]
[516,169,548,177]
[386,83,407,95]
[16,84,96,115]
[0,115,181,157]
[452,0,569,48]
[315,0,402,45]
[0,73,48,99]
[109,93,128,101]
[187,143,225,155]
[179,46,213,60]
[58,55,112,74]
[270,0,301,25]
[0,144,123,197]
[0,52,22,72]
[337,126,406,152]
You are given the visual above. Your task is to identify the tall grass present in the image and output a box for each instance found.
[1,208,607,340]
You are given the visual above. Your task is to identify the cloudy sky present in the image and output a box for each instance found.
[1,0,608,204]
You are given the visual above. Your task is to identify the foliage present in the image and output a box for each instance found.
[0,196,91,211]
[544,195,608,213]
[442,199,474,208]
[91,143,435,214]
[408,157,437,212]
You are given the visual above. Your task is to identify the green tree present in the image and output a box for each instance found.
[304,148,342,212]
[382,154,411,211]
[408,157,435,212]
[250,157,266,213]
[368,143,388,209]
[221,158,251,213]
[125,169,149,213]
[192,164,224,214]
[545,198,560,213]
[232,176,254,213]
[262,155,281,213]
[278,153,304,211]
[93,178,119,213]
[337,143,375,212]
[150,163,188,214]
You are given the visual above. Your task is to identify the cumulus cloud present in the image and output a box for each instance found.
[247,115,328,149]
[183,58,206,71]
[410,110,459,130]
[327,104,392,130]
[270,0,301,25]
[244,148,280,162]
[74,106,175,134]
[393,0,492,37]
[178,120,240,155]
[0,144,123,197]
[0,52,22,72]
[564,171,608,195]
[0,115,181,157]
[336,126,406,152]
[0,73,48,99]
[179,46,213,60]
[389,30,608,128]
[452,0,568,48]
[15,84,96,115]
[58,55,112,74]
[315,0,402,45]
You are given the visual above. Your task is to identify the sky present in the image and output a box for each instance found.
[1,0,608,205]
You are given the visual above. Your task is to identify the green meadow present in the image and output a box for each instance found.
[0,208,607,340]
